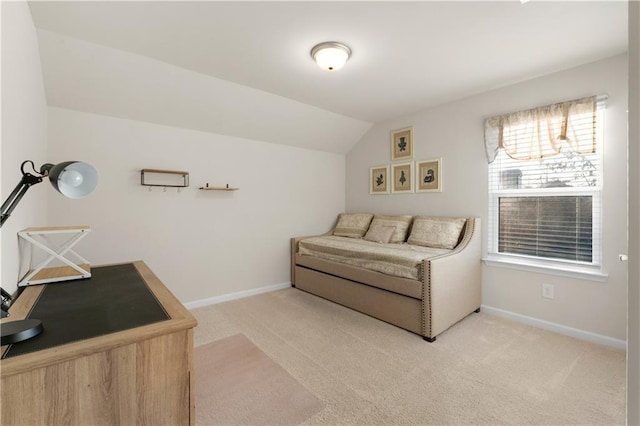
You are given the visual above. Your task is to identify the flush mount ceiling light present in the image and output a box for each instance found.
[310,42,351,71]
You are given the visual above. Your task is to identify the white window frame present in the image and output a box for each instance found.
[485,107,607,282]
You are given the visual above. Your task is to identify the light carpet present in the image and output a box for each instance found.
[195,333,325,425]
[192,288,626,425]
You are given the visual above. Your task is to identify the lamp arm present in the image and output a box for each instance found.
[0,172,43,228]
[0,165,47,347]
[1,287,13,318]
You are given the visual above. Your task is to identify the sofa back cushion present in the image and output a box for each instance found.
[370,215,413,243]
[363,224,396,243]
[408,217,467,249]
[333,213,374,238]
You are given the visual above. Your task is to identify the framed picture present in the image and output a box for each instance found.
[415,158,442,192]
[391,162,413,194]
[369,165,389,194]
[391,127,413,161]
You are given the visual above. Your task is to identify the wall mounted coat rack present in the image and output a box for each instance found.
[140,169,189,191]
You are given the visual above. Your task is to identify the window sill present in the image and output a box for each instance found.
[482,255,609,282]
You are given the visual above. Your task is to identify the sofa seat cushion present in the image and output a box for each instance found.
[298,235,450,281]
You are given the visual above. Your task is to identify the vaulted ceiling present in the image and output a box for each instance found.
[28,1,628,153]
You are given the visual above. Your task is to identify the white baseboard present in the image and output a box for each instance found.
[184,282,292,310]
[481,305,627,350]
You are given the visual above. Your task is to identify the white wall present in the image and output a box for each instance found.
[346,55,628,342]
[1,2,49,294]
[627,1,639,422]
[46,107,344,303]
[36,29,372,155]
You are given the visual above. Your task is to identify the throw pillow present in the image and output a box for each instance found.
[333,213,374,238]
[370,215,413,243]
[363,224,396,243]
[407,217,467,249]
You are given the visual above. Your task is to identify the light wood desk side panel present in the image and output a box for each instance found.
[136,331,191,425]
[188,327,195,422]
[1,368,46,425]
[2,330,192,425]
[75,344,138,425]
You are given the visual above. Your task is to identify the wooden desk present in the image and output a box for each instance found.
[0,261,197,425]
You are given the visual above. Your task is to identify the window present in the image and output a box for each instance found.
[485,96,605,274]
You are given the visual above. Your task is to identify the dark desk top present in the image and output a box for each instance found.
[2,263,170,359]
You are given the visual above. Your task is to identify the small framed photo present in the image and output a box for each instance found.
[370,165,389,194]
[415,158,442,192]
[391,127,413,161]
[391,162,414,194]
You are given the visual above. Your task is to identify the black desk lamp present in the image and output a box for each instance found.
[1,160,98,345]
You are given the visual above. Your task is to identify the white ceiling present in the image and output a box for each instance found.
[27,1,628,152]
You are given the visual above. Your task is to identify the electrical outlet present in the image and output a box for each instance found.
[542,283,554,299]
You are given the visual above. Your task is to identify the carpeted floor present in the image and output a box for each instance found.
[192,288,626,425]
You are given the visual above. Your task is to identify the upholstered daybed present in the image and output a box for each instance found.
[291,214,481,342]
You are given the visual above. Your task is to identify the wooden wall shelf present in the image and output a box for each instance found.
[199,186,239,191]
[141,169,189,188]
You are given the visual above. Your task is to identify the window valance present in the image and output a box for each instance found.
[484,95,601,163]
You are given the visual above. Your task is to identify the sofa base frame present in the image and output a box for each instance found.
[294,265,423,335]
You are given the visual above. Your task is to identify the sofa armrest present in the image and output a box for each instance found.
[423,218,482,338]
[290,230,333,285]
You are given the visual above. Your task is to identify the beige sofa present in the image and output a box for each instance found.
[291,215,481,342]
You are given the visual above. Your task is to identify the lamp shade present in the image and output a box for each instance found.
[46,161,98,199]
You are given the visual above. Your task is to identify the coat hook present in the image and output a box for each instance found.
[163,186,167,192]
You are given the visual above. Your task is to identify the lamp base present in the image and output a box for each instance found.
[1,319,43,345]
